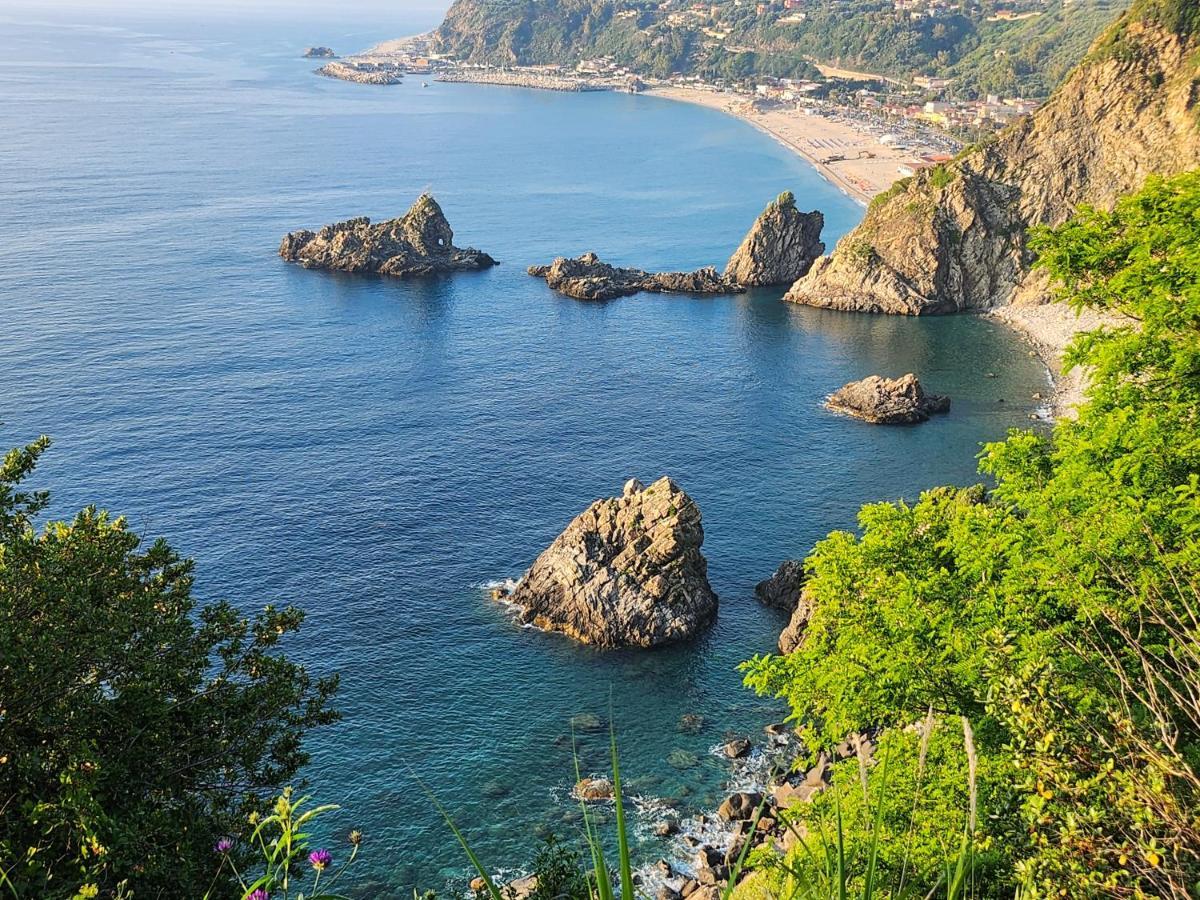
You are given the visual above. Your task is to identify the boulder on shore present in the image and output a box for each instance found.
[754,559,806,612]
[504,477,718,648]
[279,193,495,278]
[825,374,950,425]
[528,253,740,301]
[723,192,824,287]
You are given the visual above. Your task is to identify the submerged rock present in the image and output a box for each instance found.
[723,191,824,287]
[279,193,496,278]
[754,559,806,612]
[825,374,950,425]
[505,477,718,648]
[528,253,740,301]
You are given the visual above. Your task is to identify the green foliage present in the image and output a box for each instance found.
[928,165,955,189]
[0,438,338,898]
[745,169,1200,896]
[434,0,1130,98]
[206,788,361,900]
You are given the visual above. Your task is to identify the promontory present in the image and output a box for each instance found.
[279,194,496,278]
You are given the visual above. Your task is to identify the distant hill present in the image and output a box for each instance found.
[432,0,1130,98]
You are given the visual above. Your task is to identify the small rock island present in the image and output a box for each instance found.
[498,477,718,648]
[279,193,496,278]
[528,253,738,302]
[529,192,824,300]
[826,374,951,425]
[303,46,337,59]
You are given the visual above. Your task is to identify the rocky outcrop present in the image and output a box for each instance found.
[279,194,496,277]
[528,253,740,301]
[785,0,1200,315]
[826,374,950,425]
[754,559,806,612]
[503,477,718,648]
[303,46,337,58]
[778,586,815,654]
[723,192,824,287]
[316,60,405,84]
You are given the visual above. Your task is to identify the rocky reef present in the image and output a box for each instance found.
[826,374,950,425]
[500,477,718,648]
[279,194,496,278]
[303,46,337,59]
[528,253,739,302]
[723,192,824,287]
[529,191,826,301]
[316,60,405,84]
[784,0,1200,315]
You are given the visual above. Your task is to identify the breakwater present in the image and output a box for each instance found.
[437,70,614,92]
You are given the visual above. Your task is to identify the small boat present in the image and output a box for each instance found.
[422,81,429,88]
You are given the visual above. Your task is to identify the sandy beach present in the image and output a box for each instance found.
[646,86,922,205]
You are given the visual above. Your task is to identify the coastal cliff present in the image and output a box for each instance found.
[279,194,496,277]
[786,0,1200,315]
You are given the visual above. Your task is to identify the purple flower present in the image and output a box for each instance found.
[309,848,333,871]
[247,891,268,900]
[215,838,233,854]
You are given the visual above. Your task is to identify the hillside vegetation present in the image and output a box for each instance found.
[433,0,1129,97]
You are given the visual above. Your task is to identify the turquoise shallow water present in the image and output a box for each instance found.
[0,5,1049,894]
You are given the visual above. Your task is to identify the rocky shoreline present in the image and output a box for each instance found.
[316,60,405,85]
[437,70,617,92]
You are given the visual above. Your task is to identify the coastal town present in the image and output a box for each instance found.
[312,29,1043,203]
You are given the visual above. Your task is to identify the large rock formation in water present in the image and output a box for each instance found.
[528,253,740,301]
[785,0,1200,315]
[503,477,718,648]
[279,194,495,277]
[724,192,824,287]
[826,374,950,424]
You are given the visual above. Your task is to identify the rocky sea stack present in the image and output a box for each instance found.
[528,253,739,302]
[826,374,950,425]
[279,194,496,278]
[303,46,337,58]
[502,477,718,648]
[784,0,1200,315]
[723,192,824,287]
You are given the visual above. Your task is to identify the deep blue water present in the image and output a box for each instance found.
[0,4,1049,894]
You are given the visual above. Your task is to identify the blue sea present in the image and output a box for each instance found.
[0,3,1048,894]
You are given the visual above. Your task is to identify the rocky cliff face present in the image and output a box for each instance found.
[724,192,824,287]
[528,253,740,301]
[786,0,1200,314]
[504,477,718,648]
[279,194,495,277]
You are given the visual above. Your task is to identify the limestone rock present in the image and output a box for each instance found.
[723,192,824,287]
[280,194,495,277]
[754,559,806,612]
[505,477,718,648]
[784,5,1200,315]
[826,374,950,425]
[529,253,741,301]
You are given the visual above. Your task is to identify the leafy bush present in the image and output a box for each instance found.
[0,438,338,898]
